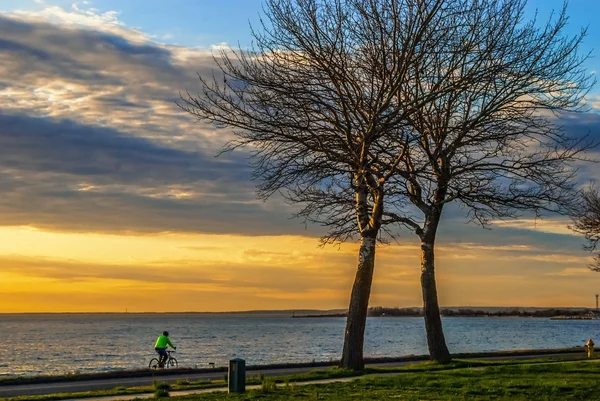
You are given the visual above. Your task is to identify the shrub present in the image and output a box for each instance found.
[261,377,277,393]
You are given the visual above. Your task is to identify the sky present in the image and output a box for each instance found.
[0,0,600,313]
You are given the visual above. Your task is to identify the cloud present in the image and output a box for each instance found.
[0,114,209,182]
[0,14,218,142]
[0,113,307,234]
[0,12,321,236]
[488,218,574,236]
[0,7,598,248]
[7,2,147,43]
[0,250,355,294]
[544,267,593,277]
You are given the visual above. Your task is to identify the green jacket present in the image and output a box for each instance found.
[154,335,175,349]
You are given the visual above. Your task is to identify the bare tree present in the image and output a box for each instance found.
[178,0,472,370]
[179,0,594,368]
[381,0,595,362]
[571,185,600,270]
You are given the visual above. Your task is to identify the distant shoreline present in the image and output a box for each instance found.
[293,315,593,319]
[292,307,599,319]
[1,306,597,317]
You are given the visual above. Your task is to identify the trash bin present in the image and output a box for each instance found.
[228,358,246,393]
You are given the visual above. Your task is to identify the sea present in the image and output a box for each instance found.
[3,313,599,377]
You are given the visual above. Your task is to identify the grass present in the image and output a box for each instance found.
[3,380,224,401]
[4,368,361,401]
[3,357,594,401]
[260,377,277,393]
[177,359,600,400]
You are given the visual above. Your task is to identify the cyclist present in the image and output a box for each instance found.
[154,331,176,368]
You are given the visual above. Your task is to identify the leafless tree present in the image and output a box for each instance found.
[179,0,594,368]
[381,0,595,362]
[178,0,476,370]
[571,185,600,270]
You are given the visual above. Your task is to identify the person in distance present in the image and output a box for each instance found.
[154,331,176,368]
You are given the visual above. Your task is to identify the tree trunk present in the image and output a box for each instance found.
[420,212,451,363]
[340,235,377,371]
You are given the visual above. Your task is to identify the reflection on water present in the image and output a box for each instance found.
[4,313,599,376]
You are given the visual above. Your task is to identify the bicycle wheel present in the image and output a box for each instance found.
[168,357,178,368]
[149,358,161,369]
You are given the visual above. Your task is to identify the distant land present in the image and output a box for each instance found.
[1,306,597,317]
[292,306,599,319]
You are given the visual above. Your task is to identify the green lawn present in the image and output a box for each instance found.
[5,358,598,401]
[182,360,600,400]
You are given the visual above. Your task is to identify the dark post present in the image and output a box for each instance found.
[228,358,245,393]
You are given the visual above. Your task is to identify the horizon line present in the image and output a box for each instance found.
[0,305,596,315]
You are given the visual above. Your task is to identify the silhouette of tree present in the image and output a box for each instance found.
[381,0,595,362]
[179,0,595,367]
[571,186,600,270]
[179,0,478,371]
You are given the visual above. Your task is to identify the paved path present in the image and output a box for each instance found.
[0,352,586,398]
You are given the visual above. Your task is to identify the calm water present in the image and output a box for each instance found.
[4,313,599,377]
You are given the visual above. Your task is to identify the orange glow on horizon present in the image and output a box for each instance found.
[1,225,598,313]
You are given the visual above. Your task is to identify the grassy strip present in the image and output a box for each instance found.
[3,357,590,401]
[366,354,587,374]
[3,369,358,401]
[181,359,600,400]
[2,379,224,401]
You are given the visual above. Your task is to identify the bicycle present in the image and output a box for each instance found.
[149,350,178,369]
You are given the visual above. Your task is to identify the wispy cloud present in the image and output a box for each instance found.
[545,267,593,277]
[0,10,315,236]
[488,218,574,236]
[7,2,146,42]
[0,4,598,246]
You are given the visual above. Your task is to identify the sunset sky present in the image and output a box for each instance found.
[1,0,600,313]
